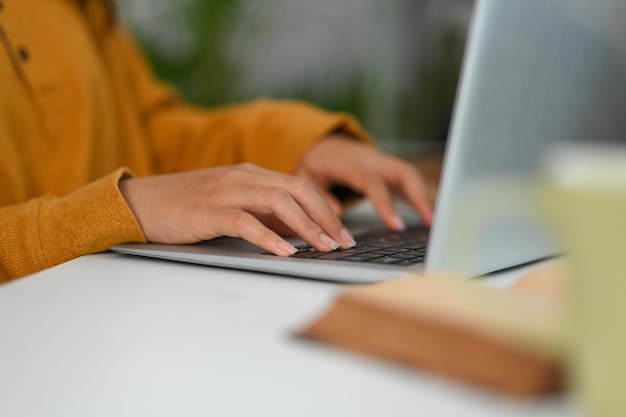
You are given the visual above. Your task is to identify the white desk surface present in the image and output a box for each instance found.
[0,251,577,417]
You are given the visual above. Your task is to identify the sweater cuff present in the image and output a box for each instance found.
[37,168,147,269]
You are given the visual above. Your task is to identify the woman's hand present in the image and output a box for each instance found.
[119,163,356,256]
[296,135,434,230]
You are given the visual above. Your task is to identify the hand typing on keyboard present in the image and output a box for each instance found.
[288,226,429,266]
[296,135,434,231]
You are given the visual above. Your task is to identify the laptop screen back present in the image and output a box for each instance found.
[426,0,626,276]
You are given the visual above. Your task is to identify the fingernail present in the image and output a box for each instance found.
[339,227,357,248]
[277,240,298,256]
[319,233,340,250]
[391,215,406,231]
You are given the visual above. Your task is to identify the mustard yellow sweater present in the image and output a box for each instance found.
[0,0,368,282]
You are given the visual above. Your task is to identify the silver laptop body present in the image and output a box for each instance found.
[112,0,626,283]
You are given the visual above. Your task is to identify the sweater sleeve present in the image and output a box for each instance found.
[0,169,146,283]
[111,29,373,175]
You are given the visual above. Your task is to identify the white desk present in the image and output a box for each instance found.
[0,252,576,417]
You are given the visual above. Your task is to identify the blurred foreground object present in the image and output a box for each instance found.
[542,144,626,416]
[301,265,565,397]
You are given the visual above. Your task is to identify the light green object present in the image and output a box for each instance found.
[542,145,626,417]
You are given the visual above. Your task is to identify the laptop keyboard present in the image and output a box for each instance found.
[282,225,429,266]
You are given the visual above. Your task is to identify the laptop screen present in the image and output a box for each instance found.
[427,0,626,276]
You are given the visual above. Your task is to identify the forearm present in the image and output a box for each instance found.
[147,98,373,175]
[113,26,372,175]
[0,169,146,282]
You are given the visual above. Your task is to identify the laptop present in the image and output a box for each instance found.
[111,0,626,283]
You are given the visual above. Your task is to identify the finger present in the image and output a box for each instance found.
[214,209,299,257]
[317,187,343,218]
[255,175,355,249]
[255,213,296,236]
[389,164,434,226]
[296,170,343,216]
[229,171,355,249]
[237,184,345,252]
[361,174,407,231]
[277,176,356,248]
[337,169,405,232]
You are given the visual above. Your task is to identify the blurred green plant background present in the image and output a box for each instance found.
[116,0,472,147]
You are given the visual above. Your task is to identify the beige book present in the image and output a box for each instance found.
[300,264,565,397]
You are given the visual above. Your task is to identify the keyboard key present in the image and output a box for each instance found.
[369,256,405,265]
[264,225,429,266]
[291,250,325,258]
[315,252,358,260]
[336,255,379,262]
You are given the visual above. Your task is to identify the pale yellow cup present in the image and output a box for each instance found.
[542,144,626,416]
